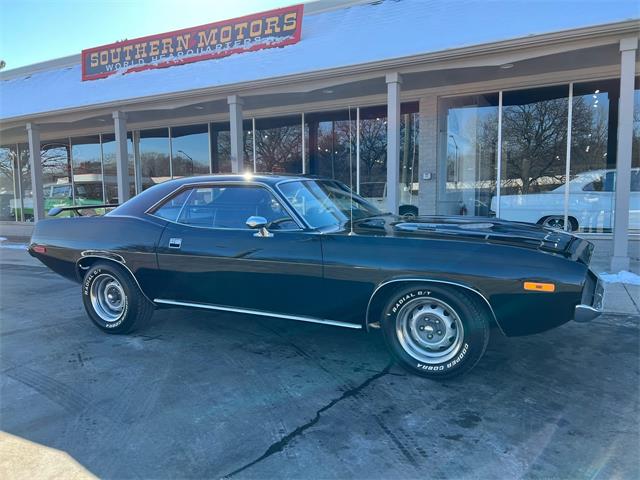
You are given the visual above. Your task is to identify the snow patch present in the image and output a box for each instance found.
[599,271,640,285]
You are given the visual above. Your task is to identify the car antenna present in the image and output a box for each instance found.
[348,105,356,236]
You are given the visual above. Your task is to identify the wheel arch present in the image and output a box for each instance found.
[537,215,579,231]
[76,253,155,305]
[365,278,502,334]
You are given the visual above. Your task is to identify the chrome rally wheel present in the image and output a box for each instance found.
[82,262,154,334]
[380,285,490,379]
[396,297,464,365]
[90,273,126,323]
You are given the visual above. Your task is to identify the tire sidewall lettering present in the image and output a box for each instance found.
[386,288,470,373]
[83,267,129,328]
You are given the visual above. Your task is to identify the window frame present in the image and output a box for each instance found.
[146,181,308,232]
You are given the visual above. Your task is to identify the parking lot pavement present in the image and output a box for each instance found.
[1,257,639,480]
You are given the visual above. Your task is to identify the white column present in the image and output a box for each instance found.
[228,95,244,173]
[26,123,45,221]
[386,73,402,214]
[112,111,130,204]
[611,37,638,272]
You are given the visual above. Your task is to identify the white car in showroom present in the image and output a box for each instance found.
[492,168,639,232]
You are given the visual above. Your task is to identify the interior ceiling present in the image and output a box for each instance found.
[1,43,625,143]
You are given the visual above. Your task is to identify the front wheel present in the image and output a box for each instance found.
[380,285,490,379]
[82,262,154,334]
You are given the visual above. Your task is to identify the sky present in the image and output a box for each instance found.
[0,0,311,70]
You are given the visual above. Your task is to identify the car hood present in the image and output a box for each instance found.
[349,215,589,259]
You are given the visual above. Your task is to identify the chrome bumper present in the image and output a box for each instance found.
[574,273,603,323]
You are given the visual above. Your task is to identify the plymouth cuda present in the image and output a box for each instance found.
[29,174,603,378]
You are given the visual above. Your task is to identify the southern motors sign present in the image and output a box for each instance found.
[81,4,303,81]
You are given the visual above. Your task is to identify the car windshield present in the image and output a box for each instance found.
[278,179,383,228]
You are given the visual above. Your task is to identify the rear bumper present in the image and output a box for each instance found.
[574,273,603,323]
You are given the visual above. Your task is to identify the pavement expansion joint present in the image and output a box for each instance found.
[222,362,393,478]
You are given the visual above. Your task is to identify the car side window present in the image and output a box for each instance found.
[51,185,72,198]
[154,185,299,230]
[153,189,193,222]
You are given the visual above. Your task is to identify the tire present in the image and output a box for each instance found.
[380,285,490,379]
[81,262,154,334]
[539,216,578,232]
[399,205,419,219]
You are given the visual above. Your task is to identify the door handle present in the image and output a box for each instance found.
[169,238,182,249]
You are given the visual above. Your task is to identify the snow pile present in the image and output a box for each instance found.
[599,271,640,285]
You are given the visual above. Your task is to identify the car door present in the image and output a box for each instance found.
[152,182,325,317]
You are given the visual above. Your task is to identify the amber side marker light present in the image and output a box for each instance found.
[524,281,555,292]
[32,245,46,254]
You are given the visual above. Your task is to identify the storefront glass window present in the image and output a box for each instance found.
[399,106,420,216]
[498,86,570,227]
[41,139,72,217]
[359,106,388,204]
[211,122,232,174]
[631,82,640,231]
[210,121,253,173]
[306,109,357,187]
[0,146,18,221]
[17,144,31,221]
[439,94,499,216]
[71,135,104,204]
[254,115,303,173]
[570,80,617,233]
[139,128,170,189]
[243,119,254,172]
[102,133,135,201]
[171,124,210,177]
[357,104,420,213]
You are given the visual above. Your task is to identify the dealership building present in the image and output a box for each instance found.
[0,0,638,269]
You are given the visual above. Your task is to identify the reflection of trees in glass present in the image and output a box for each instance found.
[501,98,569,194]
[571,94,610,174]
[632,89,640,167]
[317,120,356,186]
[41,141,72,187]
[359,117,386,185]
[255,122,302,173]
[140,152,170,179]
[400,114,419,188]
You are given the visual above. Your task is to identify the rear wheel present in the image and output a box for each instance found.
[540,216,578,232]
[82,262,154,334]
[380,285,490,378]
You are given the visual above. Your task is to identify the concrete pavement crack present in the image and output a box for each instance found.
[622,283,640,314]
[222,362,393,478]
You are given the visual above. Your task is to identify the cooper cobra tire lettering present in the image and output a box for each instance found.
[380,284,490,379]
[81,262,154,335]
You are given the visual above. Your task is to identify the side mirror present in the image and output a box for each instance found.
[246,216,273,238]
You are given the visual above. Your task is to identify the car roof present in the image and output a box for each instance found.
[165,173,322,188]
[110,173,330,217]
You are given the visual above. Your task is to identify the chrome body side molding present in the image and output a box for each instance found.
[153,298,363,329]
[365,278,503,334]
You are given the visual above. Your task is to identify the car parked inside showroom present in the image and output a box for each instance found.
[492,168,640,232]
[29,174,602,378]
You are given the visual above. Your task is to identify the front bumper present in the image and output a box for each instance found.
[574,272,603,323]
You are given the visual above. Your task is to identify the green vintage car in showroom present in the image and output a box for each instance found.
[12,180,106,220]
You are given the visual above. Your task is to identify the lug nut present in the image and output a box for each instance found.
[437,330,442,335]
[427,334,433,339]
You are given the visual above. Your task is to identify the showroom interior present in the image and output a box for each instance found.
[0,0,638,270]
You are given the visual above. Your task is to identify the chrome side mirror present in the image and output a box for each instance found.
[246,216,273,238]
